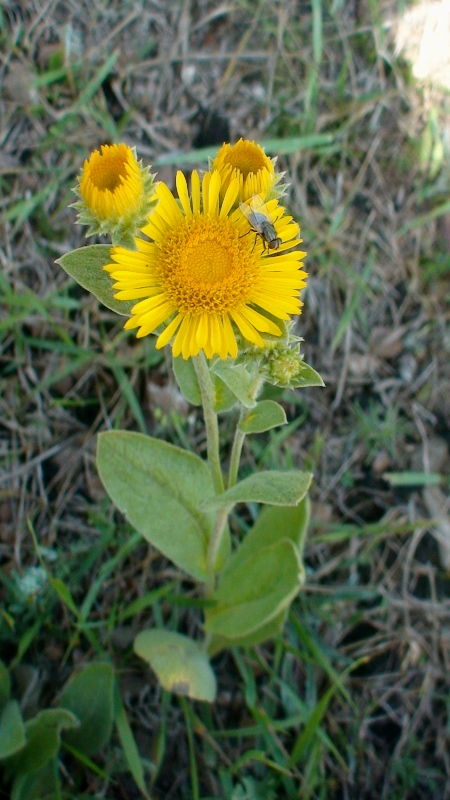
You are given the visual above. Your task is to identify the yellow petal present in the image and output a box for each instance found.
[230,310,264,347]
[176,171,192,217]
[135,301,174,337]
[222,314,238,358]
[202,172,211,215]
[191,171,201,215]
[208,171,221,217]
[172,314,191,358]
[239,306,281,335]
[156,314,183,349]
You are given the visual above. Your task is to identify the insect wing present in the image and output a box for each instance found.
[240,195,281,251]
[248,193,269,214]
[250,196,280,247]
[239,200,263,232]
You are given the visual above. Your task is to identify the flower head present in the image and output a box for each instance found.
[212,138,284,203]
[72,143,156,245]
[105,170,307,361]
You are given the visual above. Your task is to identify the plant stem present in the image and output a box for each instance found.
[193,353,229,581]
[227,373,262,489]
[193,353,224,495]
[228,405,246,488]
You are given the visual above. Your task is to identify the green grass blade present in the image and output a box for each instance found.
[72,52,119,113]
[114,681,151,799]
[180,697,200,800]
[311,0,323,66]
[382,471,444,487]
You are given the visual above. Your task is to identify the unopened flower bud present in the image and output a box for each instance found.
[72,143,156,246]
[268,346,305,386]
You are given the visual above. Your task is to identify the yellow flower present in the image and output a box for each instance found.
[105,170,307,361]
[73,143,155,244]
[212,138,282,203]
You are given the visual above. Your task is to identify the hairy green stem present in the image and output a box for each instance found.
[193,354,229,584]
[227,406,246,489]
[193,353,224,496]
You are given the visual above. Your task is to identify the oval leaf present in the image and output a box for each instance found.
[0,701,26,760]
[213,373,238,413]
[59,663,114,756]
[204,540,303,639]
[5,709,79,775]
[208,609,288,657]
[97,431,217,581]
[56,245,133,316]
[207,502,311,651]
[10,764,56,800]
[238,400,287,433]
[201,470,313,511]
[211,360,258,408]
[172,356,202,406]
[239,497,311,562]
[134,630,217,703]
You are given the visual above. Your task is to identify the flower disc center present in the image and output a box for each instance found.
[186,237,232,284]
[91,156,127,192]
[159,216,259,315]
[224,144,267,179]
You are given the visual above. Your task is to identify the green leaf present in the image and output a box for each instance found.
[205,495,310,654]
[0,660,10,710]
[11,763,56,800]
[56,245,133,316]
[204,540,303,639]
[0,701,26,759]
[97,431,217,581]
[211,360,258,408]
[286,361,324,389]
[134,630,217,703]
[172,355,237,412]
[238,400,287,433]
[201,470,312,511]
[172,356,201,406]
[207,504,310,655]
[59,662,114,756]
[213,373,238,413]
[239,497,311,562]
[5,709,79,775]
[208,609,288,656]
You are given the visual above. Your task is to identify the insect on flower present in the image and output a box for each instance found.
[239,194,282,252]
